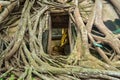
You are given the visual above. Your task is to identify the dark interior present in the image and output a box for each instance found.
[50,12,70,55]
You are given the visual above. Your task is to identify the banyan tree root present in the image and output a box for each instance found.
[0,1,17,22]
[92,0,120,63]
[67,0,120,66]
[95,0,120,54]
[0,0,120,79]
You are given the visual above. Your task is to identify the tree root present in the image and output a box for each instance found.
[0,0,120,79]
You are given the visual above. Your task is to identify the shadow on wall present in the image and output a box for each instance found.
[104,19,120,31]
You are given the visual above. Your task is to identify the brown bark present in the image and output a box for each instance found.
[0,1,17,22]
[0,0,120,79]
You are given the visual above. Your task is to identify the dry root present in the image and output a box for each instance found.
[0,0,120,79]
